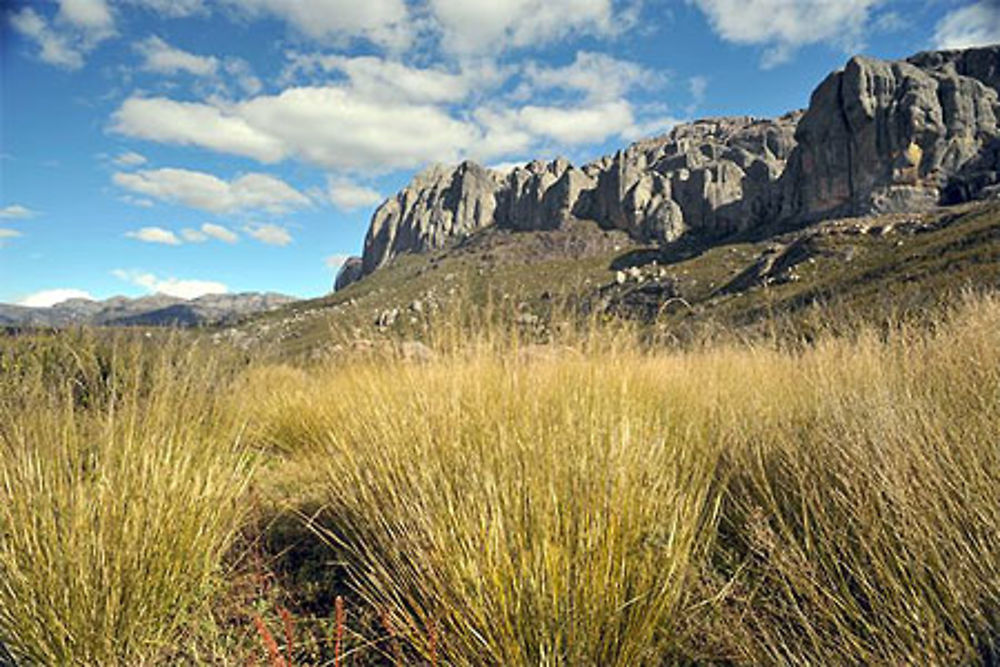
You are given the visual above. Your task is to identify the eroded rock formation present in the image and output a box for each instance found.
[336,46,1000,290]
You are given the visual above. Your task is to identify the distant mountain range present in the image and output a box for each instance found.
[0,292,296,328]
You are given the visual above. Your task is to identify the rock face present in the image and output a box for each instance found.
[336,46,1000,290]
[781,47,1000,221]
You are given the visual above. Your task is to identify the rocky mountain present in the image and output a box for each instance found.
[336,45,1000,291]
[0,292,296,328]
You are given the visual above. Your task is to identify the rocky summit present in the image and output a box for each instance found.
[336,45,1000,291]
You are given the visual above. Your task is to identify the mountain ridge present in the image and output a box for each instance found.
[336,45,1000,291]
[0,292,296,328]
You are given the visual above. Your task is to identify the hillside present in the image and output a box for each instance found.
[0,292,295,329]
[226,200,999,359]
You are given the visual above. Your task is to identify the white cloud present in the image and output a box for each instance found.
[19,288,95,307]
[135,35,218,76]
[120,194,156,208]
[429,0,633,55]
[495,101,636,145]
[281,53,503,104]
[0,229,24,247]
[224,58,263,96]
[180,228,208,242]
[689,0,883,68]
[934,2,1000,50]
[9,0,115,70]
[125,226,182,245]
[223,0,413,50]
[0,205,38,219]
[121,0,207,18]
[113,151,148,167]
[201,223,240,243]
[689,76,708,106]
[58,0,114,31]
[113,167,309,214]
[523,51,660,102]
[325,253,352,269]
[113,88,480,170]
[112,269,228,299]
[10,8,85,69]
[244,223,293,246]
[180,223,239,243]
[327,178,383,210]
[111,97,289,163]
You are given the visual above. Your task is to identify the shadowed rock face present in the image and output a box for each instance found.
[336,46,1000,291]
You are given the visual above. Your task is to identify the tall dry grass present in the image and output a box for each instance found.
[0,333,254,665]
[2,293,999,664]
[248,293,1000,665]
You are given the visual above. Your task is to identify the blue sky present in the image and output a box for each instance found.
[2,0,998,305]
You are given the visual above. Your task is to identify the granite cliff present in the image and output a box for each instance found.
[337,45,1000,290]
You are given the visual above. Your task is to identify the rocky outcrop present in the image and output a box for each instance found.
[350,115,800,287]
[781,47,1000,221]
[334,257,363,291]
[336,46,1000,291]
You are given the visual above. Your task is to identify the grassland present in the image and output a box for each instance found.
[1,282,999,664]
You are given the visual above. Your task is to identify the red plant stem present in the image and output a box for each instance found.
[428,617,438,667]
[253,614,286,667]
[380,607,402,666]
[278,606,295,666]
[334,595,345,667]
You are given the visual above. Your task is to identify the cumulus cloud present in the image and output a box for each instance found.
[244,223,293,246]
[180,222,240,243]
[113,88,482,169]
[113,151,148,167]
[934,2,1000,50]
[135,35,218,76]
[689,0,883,68]
[112,79,654,170]
[0,229,24,247]
[9,0,115,70]
[281,53,503,104]
[523,51,660,102]
[223,0,413,50]
[19,288,96,307]
[125,226,182,245]
[110,97,288,163]
[120,0,207,17]
[201,223,240,243]
[429,0,634,55]
[327,178,383,210]
[112,167,309,214]
[112,269,228,299]
[0,205,38,219]
[486,101,636,145]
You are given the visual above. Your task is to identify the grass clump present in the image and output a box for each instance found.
[250,294,1000,665]
[0,333,254,665]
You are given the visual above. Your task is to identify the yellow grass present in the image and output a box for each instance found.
[2,295,999,664]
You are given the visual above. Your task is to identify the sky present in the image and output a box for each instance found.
[1,0,999,306]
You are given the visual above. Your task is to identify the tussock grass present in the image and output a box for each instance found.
[0,333,254,665]
[249,294,1000,665]
[2,294,999,664]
